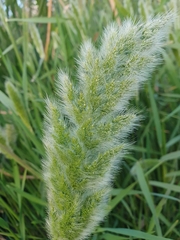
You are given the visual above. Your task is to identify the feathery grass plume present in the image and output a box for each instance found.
[0,124,17,147]
[138,0,154,20]
[43,12,173,240]
[123,0,134,16]
[5,81,32,132]
[29,23,45,60]
[0,126,6,146]
[0,1,7,27]
[164,0,180,30]
[5,124,17,147]
[0,126,14,158]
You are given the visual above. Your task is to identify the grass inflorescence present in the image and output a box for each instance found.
[0,1,180,240]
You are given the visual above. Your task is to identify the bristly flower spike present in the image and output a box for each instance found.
[43,12,174,240]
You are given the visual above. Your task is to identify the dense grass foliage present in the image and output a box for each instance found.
[0,0,180,239]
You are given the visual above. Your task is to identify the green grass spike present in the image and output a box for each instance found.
[5,81,32,132]
[43,12,173,240]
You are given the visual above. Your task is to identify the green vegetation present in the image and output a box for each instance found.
[0,1,180,240]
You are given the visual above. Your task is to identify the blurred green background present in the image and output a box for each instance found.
[0,0,180,239]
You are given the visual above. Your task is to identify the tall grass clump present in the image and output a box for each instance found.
[43,12,173,240]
